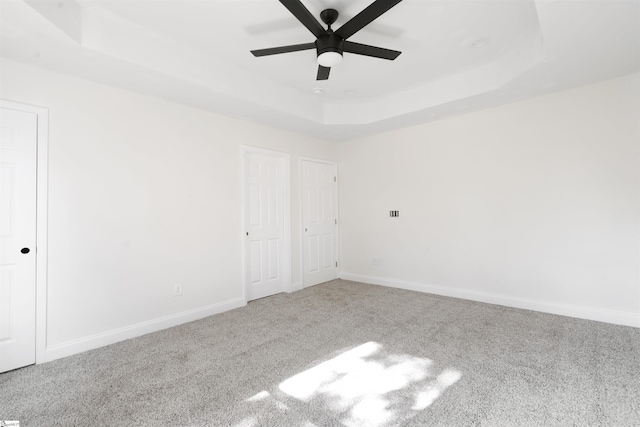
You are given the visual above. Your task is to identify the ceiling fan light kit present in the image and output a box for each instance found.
[250,0,404,81]
[317,51,343,67]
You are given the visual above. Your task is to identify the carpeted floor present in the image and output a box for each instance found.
[1,279,639,426]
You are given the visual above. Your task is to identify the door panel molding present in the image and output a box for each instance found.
[241,146,291,300]
[0,100,48,366]
[299,157,338,288]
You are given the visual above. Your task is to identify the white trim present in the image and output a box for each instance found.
[339,273,640,328]
[299,157,339,288]
[45,297,246,362]
[0,100,49,364]
[241,146,292,298]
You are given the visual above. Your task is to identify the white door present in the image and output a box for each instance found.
[0,107,37,373]
[245,151,287,301]
[302,160,337,287]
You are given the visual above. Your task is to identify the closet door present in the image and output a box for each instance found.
[301,159,337,288]
[0,107,37,373]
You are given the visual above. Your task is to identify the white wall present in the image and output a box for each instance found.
[2,58,637,366]
[0,59,337,359]
[338,74,640,327]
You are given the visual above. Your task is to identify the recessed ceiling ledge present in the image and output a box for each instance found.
[321,27,544,125]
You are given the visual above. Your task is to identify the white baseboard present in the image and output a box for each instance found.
[45,297,247,362]
[339,273,640,328]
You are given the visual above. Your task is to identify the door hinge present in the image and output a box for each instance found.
[335,219,337,225]
[336,261,338,267]
[334,176,337,183]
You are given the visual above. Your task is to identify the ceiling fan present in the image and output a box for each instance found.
[250,0,404,80]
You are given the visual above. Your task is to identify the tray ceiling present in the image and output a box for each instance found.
[1,0,638,141]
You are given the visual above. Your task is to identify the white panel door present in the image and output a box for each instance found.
[245,152,285,301]
[302,160,337,287]
[0,107,37,373]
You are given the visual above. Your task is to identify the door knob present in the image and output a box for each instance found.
[21,248,30,254]
[305,228,307,232]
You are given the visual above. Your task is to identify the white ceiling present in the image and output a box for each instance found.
[1,0,639,141]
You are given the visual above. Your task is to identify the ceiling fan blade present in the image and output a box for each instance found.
[251,43,316,57]
[343,41,401,60]
[335,0,403,40]
[279,0,327,38]
[317,65,331,80]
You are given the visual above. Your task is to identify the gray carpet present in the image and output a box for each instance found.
[1,279,639,426]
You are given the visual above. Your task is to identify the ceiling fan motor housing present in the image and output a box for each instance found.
[315,33,344,57]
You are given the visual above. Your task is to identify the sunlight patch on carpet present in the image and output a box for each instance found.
[276,341,461,426]
[231,416,258,427]
[246,391,271,402]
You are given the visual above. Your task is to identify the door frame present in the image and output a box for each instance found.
[241,146,292,300]
[1,99,49,365]
[299,156,339,288]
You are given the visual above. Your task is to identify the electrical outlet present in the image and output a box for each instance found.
[174,284,183,296]
[372,257,382,266]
